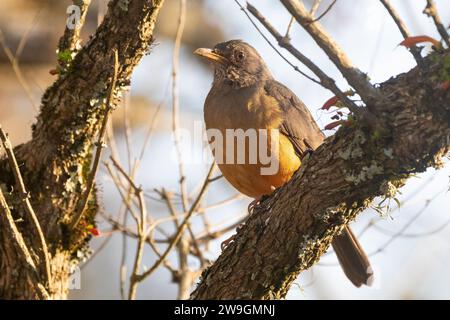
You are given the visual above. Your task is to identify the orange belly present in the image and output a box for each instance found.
[214,133,301,198]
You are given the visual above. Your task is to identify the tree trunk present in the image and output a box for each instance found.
[0,0,165,299]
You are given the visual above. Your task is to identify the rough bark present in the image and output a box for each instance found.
[0,0,165,299]
[191,50,450,299]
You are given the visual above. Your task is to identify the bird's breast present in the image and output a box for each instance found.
[203,85,300,198]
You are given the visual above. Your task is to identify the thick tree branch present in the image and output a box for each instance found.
[0,127,52,288]
[0,0,165,299]
[0,189,49,299]
[191,50,450,299]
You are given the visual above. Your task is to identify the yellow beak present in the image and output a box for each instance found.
[194,48,228,65]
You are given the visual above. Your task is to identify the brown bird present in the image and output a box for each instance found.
[195,39,373,287]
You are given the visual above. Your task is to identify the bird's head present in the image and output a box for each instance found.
[194,40,271,89]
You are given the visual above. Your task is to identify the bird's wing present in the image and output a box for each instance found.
[264,79,325,157]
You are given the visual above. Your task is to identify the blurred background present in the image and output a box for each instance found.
[0,0,449,299]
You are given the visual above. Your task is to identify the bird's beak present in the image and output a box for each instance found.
[194,48,228,65]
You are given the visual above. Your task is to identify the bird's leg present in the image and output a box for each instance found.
[247,193,271,214]
[302,148,314,160]
[221,235,235,251]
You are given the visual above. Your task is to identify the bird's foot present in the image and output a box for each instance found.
[247,194,270,214]
[302,148,314,160]
[220,234,236,251]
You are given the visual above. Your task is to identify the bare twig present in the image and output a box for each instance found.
[70,48,119,230]
[0,189,50,299]
[0,127,52,288]
[0,29,38,111]
[308,0,337,24]
[284,16,295,39]
[370,194,439,256]
[104,161,140,225]
[423,0,450,47]
[109,156,149,300]
[172,0,189,213]
[123,94,133,172]
[246,2,364,117]
[280,0,379,104]
[128,182,148,300]
[309,0,322,16]
[133,163,216,283]
[170,0,204,299]
[379,0,423,65]
[196,216,247,244]
[15,8,42,61]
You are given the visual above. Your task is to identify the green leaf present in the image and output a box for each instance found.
[58,49,73,63]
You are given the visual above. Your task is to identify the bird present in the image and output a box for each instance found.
[194,39,373,287]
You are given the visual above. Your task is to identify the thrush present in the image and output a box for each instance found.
[195,39,373,287]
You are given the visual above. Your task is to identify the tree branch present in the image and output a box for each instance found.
[280,0,379,104]
[0,0,166,299]
[191,50,450,299]
[69,48,119,230]
[0,189,49,299]
[0,127,52,288]
[58,0,91,55]
[379,0,423,65]
[423,0,450,47]
[246,2,364,118]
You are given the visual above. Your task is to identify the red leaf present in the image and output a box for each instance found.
[49,68,59,75]
[88,227,101,236]
[321,96,339,110]
[437,80,450,91]
[399,35,440,48]
[324,120,346,130]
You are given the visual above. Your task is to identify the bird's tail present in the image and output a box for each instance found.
[332,225,374,287]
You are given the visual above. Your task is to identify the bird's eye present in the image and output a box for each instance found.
[234,50,245,62]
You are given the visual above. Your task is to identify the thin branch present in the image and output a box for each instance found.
[172,0,189,214]
[379,0,423,65]
[234,0,321,84]
[161,188,206,266]
[0,189,49,299]
[280,0,379,104]
[308,0,337,24]
[369,195,439,256]
[196,216,247,244]
[133,163,216,283]
[0,127,52,288]
[104,161,140,225]
[123,94,133,172]
[108,156,149,300]
[0,29,38,111]
[15,8,42,61]
[128,182,148,300]
[423,0,450,47]
[69,48,119,230]
[284,16,295,39]
[309,0,322,16]
[246,2,364,117]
